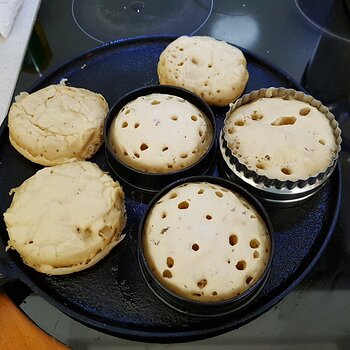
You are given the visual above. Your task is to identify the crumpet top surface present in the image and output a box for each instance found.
[108,93,213,173]
[157,36,249,106]
[224,97,338,181]
[4,161,126,275]
[8,84,108,166]
[143,182,270,302]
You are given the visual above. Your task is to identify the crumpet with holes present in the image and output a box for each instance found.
[8,85,108,166]
[3,161,126,275]
[224,97,338,181]
[143,182,270,301]
[108,93,213,173]
[157,36,249,106]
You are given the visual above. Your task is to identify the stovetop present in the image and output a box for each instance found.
[9,0,350,348]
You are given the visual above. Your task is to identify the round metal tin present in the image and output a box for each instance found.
[104,85,217,193]
[138,175,274,317]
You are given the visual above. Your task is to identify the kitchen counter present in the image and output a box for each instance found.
[0,0,41,123]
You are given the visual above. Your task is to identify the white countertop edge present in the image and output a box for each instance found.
[0,0,42,124]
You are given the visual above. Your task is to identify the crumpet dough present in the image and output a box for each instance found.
[143,182,270,301]
[4,161,126,275]
[8,85,108,166]
[224,97,338,181]
[108,93,213,173]
[157,36,249,106]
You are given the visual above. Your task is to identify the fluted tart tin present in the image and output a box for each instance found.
[219,87,342,205]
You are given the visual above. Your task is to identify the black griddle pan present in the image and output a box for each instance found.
[0,36,341,343]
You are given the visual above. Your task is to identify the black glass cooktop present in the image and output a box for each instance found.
[7,0,350,348]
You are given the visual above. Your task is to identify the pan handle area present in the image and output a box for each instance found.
[0,257,69,348]
[0,254,33,304]
[0,294,70,349]
[0,254,13,290]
